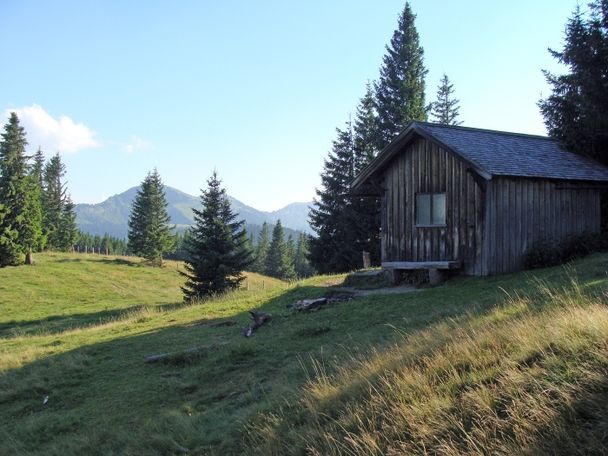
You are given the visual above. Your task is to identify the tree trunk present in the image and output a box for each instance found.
[25,247,34,265]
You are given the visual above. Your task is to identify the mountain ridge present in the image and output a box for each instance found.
[75,185,313,239]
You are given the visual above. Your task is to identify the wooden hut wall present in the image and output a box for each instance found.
[381,138,486,275]
[483,177,601,275]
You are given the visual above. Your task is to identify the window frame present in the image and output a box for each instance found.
[415,192,447,227]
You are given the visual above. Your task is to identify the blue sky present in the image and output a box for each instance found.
[1,0,577,210]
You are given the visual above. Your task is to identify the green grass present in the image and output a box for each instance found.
[1,252,608,455]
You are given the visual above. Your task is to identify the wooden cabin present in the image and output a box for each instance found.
[351,122,608,276]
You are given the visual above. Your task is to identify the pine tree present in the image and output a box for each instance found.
[539,1,608,165]
[127,169,175,266]
[43,153,67,249]
[252,222,270,273]
[181,171,253,300]
[0,113,42,266]
[430,74,462,125]
[375,2,427,148]
[265,220,295,280]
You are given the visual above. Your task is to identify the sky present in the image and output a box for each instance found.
[1,0,580,211]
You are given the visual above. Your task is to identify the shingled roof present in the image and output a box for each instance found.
[352,121,608,190]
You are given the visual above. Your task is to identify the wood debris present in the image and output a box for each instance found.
[288,294,354,312]
[243,311,271,337]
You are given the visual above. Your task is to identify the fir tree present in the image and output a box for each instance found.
[0,113,42,266]
[429,74,462,125]
[252,222,270,273]
[181,171,253,300]
[127,169,175,266]
[375,2,427,148]
[539,1,608,164]
[265,220,295,280]
[42,153,67,249]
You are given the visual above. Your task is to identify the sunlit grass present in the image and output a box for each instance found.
[246,278,608,455]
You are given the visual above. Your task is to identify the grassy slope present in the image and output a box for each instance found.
[1,253,607,455]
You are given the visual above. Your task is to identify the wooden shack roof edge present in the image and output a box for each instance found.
[351,121,608,193]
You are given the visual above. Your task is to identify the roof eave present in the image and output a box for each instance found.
[351,122,492,191]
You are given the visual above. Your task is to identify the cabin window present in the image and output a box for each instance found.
[416,193,446,226]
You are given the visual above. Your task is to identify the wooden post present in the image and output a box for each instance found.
[362,251,371,269]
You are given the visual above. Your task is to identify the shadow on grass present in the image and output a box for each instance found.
[3,266,596,455]
[0,299,199,338]
[55,257,142,267]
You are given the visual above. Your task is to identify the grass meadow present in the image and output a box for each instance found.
[1,252,607,455]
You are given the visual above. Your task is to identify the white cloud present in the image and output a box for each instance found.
[5,104,98,154]
[123,135,152,154]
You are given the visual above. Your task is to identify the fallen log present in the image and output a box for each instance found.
[244,311,271,337]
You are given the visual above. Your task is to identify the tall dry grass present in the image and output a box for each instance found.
[246,279,608,455]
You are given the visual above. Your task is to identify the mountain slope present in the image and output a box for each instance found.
[75,186,312,238]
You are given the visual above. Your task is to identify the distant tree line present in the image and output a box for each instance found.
[249,221,314,280]
[0,113,78,267]
[309,2,462,274]
[75,232,128,255]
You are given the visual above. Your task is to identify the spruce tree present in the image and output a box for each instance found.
[265,220,295,280]
[0,113,42,266]
[43,153,67,249]
[252,222,270,273]
[309,123,358,273]
[32,148,45,190]
[21,172,44,263]
[29,148,47,252]
[57,196,78,252]
[294,232,314,278]
[375,2,427,148]
[539,1,608,165]
[430,74,462,125]
[309,100,382,274]
[127,169,175,266]
[351,84,382,266]
[181,171,253,300]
